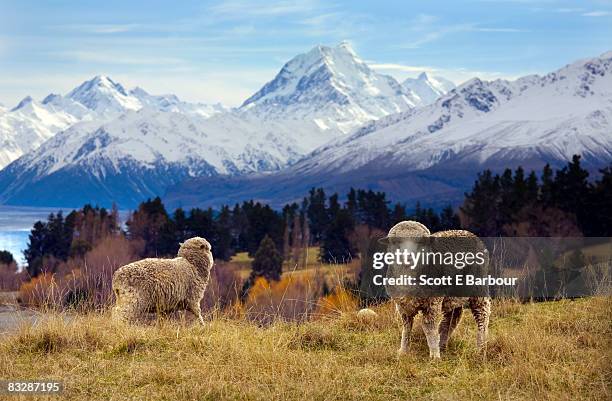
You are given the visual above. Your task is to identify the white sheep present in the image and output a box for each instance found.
[112,237,214,324]
[386,221,491,358]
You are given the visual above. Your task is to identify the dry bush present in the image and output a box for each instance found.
[63,236,142,310]
[201,261,243,313]
[314,286,359,317]
[18,236,142,311]
[0,262,28,291]
[18,273,63,309]
[244,274,325,324]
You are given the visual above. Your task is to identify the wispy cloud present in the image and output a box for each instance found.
[582,11,611,17]
[473,27,528,32]
[369,63,438,73]
[55,23,142,34]
[209,0,321,19]
[554,8,584,13]
[57,51,186,66]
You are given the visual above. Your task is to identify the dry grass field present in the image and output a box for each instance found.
[0,297,610,400]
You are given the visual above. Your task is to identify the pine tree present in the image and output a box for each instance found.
[320,207,356,264]
[0,250,14,265]
[24,221,48,277]
[540,163,555,206]
[461,170,501,235]
[291,214,302,266]
[301,212,310,268]
[439,205,460,230]
[252,235,283,281]
[307,188,328,242]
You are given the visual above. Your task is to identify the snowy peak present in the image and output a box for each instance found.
[67,75,142,115]
[403,73,456,105]
[240,42,419,134]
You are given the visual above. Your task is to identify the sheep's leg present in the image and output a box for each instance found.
[422,302,443,359]
[187,300,205,325]
[395,302,416,356]
[470,297,491,351]
[439,307,463,351]
[398,314,414,355]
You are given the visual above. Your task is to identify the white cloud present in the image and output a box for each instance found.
[582,11,611,17]
[473,27,528,32]
[369,63,438,73]
[54,24,141,34]
[209,0,321,19]
[57,51,187,66]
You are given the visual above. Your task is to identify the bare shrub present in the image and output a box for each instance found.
[201,261,242,313]
[244,273,325,325]
[0,262,28,291]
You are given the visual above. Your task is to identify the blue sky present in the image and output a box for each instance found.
[1,0,611,107]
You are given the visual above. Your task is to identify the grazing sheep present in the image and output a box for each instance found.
[112,237,214,325]
[386,222,491,358]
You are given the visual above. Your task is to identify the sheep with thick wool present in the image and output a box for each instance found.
[112,237,214,324]
[386,221,491,358]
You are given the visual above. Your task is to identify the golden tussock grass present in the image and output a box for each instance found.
[0,297,610,400]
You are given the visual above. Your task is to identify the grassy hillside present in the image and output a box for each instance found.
[0,297,610,400]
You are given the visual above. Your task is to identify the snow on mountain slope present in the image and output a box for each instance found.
[295,51,612,175]
[0,76,227,170]
[0,42,432,208]
[0,97,89,168]
[66,75,142,116]
[239,41,420,135]
[129,87,228,118]
[403,72,456,105]
[0,107,313,207]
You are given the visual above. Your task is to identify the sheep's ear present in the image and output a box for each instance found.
[179,242,184,247]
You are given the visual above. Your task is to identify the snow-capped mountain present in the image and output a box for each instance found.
[0,108,304,207]
[0,75,227,170]
[403,72,456,105]
[300,51,612,174]
[239,41,420,134]
[66,75,142,116]
[164,51,612,209]
[0,96,90,168]
[0,43,435,207]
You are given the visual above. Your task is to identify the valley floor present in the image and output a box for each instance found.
[0,297,610,400]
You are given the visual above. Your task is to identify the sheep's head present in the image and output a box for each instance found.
[380,220,430,251]
[178,237,214,272]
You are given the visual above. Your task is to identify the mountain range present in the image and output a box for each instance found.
[0,43,448,207]
[0,44,610,209]
[164,50,612,209]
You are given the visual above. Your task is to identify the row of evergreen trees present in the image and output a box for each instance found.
[20,188,460,276]
[462,156,612,236]
[24,205,120,276]
[125,188,460,264]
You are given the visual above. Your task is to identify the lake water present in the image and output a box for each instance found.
[0,206,64,266]
[0,206,131,267]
